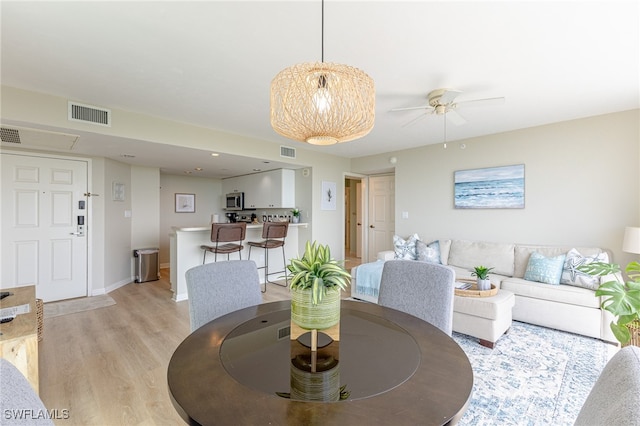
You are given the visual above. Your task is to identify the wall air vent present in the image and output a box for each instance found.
[68,101,111,127]
[0,128,21,144]
[280,145,296,159]
[277,325,291,340]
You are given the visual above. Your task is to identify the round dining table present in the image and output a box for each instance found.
[167,300,473,426]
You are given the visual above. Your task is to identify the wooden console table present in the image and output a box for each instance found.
[0,285,39,393]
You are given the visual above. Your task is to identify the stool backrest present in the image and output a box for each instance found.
[262,222,288,239]
[211,222,246,243]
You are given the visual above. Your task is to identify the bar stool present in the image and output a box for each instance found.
[200,222,246,263]
[248,222,289,292]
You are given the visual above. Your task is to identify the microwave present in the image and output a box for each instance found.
[225,192,244,211]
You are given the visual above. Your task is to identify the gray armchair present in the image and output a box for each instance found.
[185,260,263,332]
[0,359,53,425]
[378,260,455,335]
[574,345,640,426]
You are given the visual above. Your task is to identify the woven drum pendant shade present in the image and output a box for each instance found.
[270,62,375,145]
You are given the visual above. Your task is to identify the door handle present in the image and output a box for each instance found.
[70,232,82,236]
[369,225,375,228]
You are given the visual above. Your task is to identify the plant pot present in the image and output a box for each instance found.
[623,319,640,348]
[476,278,491,291]
[291,287,341,330]
[292,216,300,223]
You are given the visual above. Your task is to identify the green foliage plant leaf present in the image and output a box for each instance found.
[287,240,351,305]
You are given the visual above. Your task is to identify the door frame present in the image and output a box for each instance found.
[343,172,369,263]
[1,149,94,298]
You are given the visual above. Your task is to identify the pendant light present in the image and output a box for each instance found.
[270,0,375,145]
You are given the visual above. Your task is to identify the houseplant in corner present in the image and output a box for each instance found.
[471,265,494,291]
[578,261,640,346]
[291,208,301,223]
[288,241,351,330]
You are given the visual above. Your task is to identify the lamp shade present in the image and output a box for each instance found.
[270,62,375,145]
[622,226,640,254]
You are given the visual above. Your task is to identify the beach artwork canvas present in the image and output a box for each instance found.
[454,164,525,209]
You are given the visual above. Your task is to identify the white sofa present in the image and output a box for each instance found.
[351,238,616,343]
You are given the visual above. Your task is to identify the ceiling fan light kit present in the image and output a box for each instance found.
[270,0,375,145]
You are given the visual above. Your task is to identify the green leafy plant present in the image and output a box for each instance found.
[287,241,351,305]
[471,265,494,280]
[291,208,301,217]
[578,261,640,345]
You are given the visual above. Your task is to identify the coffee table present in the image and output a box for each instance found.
[168,300,473,425]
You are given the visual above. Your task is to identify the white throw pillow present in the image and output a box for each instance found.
[393,234,420,260]
[561,248,609,290]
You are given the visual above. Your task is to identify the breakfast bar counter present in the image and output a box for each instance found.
[169,222,307,302]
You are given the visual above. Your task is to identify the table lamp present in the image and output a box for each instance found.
[622,226,640,254]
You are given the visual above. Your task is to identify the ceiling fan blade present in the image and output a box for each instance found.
[390,105,431,112]
[456,96,505,108]
[439,89,462,105]
[402,112,429,128]
[446,110,467,126]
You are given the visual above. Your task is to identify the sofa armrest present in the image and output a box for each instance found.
[378,250,394,261]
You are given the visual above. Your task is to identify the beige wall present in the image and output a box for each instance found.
[352,109,640,268]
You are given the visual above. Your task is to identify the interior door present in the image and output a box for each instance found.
[356,181,362,259]
[1,152,88,302]
[367,175,395,262]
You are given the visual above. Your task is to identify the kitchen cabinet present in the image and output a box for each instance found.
[223,169,295,209]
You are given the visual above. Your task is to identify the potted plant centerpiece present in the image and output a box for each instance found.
[287,241,351,330]
[472,265,494,291]
[291,208,301,223]
[578,261,640,346]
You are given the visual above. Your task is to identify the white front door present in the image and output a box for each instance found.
[1,152,88,302]
[367,175,395,262]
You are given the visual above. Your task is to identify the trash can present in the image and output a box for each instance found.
[134,248,160,283]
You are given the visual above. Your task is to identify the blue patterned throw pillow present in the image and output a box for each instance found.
[561,248,609,290]
[524,252,566,285]
[393,234,420,260]
[416,239,441,263]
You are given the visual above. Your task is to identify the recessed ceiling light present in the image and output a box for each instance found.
[210,153,220,157]
[195,167,203,171]
[253,168,262,172]
[121,154,136,158]
[263,161,270,164]
[184,171,192,174]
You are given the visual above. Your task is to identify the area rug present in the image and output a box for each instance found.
[43,294,116,319]
[453,321,612,426]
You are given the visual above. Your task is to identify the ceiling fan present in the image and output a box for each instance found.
[390,88,505,127]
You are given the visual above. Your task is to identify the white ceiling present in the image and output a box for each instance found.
[1,1,638,178]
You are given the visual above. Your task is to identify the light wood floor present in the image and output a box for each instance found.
[39,265,358,425]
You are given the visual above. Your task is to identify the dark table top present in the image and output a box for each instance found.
[168,300,473,426]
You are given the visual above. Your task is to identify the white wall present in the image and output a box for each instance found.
[352,110,640,268]
[159,174,223,265]
[103,158,132,290]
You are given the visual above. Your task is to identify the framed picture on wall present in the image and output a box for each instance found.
[112,182,125,201]
[175,193,196,213]
[321,181,337,211]
[454,164,525,209]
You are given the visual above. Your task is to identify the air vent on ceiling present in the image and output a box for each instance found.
[68,101,111,127]
[0,126,79,150]
[0,128,21,144]
[280,145,296,159]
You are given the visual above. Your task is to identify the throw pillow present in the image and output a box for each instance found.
[393,234,420,260]
[561,248,609,290]
[524,252,566,285]
[416,239,441,263]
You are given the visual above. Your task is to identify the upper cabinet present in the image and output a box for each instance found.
[223,169,295,209]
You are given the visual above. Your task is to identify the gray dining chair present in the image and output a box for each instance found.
[378,260,455,335]
[185,260,262,332]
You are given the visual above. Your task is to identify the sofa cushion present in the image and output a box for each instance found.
[513,245,605,278]
[561,248,610,290]
[393,233,419,260]
[448,239,515,276]
[501,277,601,308]
[524,252,566,284]
[416,239,441,263]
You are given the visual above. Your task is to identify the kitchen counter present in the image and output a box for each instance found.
[169,222,307,302]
